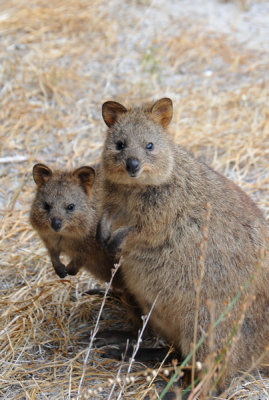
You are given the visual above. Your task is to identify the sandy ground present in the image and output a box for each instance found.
[0,0,268,399]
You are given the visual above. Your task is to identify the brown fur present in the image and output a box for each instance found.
[30,163,124,288]
[99,98,269,392]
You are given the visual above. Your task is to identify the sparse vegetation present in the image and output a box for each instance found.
[0,0,268,399]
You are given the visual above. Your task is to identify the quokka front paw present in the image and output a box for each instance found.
[107,226,134,255]
[66,260,80,276]
[53,262,67,278]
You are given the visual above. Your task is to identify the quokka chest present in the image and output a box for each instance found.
[106,183,177,229]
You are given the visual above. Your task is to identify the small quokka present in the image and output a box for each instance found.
[30,163,123,288]
[97,98,269,393]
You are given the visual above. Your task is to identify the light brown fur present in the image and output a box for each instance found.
[30,163,124,288]
[99,98,269,392]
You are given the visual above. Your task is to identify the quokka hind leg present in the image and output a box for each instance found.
[99,341,181,363]
[83,287,115,296]
[92,330,137,347]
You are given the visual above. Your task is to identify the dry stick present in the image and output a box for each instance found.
[231,371,269,399]
[107,342,130,400]
[0,315,21,337]
[221,353,269,400]
[0,156,28,163]
[242,368,269,393]
[116,294,160,400]
[141,349,173,400]
[187,378,209,400]
[158,264,262,400]
[196,300,216,400]
[79,360,187,398]
[68,362,73,400]
[141,349,175,400]
[77,258,122,396]
[191,202,211,391]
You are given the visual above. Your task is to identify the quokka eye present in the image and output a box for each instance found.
[146,142,154,151]
[115,141,125,151]
[43,202,51,211]
[66,204,75,211]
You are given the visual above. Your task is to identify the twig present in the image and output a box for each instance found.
[116,294,159,400]
[107,342,130,400]
[0,156,28,163]
[77,258,122,396]
[141,348,174,400]
[191,202,211,390]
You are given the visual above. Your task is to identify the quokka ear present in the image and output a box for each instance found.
[150,98,173,128]
[33,163,52,186]
[73,166,95,195]
[102,101,127,127]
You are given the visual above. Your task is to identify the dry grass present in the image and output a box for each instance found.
[0,0,268,399]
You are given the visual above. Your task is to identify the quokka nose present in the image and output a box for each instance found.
[51,217,62,232]
[126,158,140,175]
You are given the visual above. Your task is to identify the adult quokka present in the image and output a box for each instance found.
[97,97,269,394]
